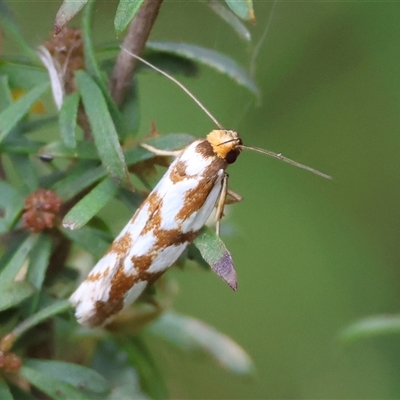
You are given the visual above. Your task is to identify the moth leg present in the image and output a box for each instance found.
[226,189,243,204]
[215,173,229,236]
[141,143,182,158]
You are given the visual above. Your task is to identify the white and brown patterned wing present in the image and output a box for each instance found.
[70,139,227,327]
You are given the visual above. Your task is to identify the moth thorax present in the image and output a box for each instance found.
[206,129,243,164]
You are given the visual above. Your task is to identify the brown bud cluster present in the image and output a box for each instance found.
[44,28,84,94]
[22,189,62,233]
[0,351,22,374]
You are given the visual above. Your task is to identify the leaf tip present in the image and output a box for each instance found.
[62,220,78,230]
[211,251,237,291]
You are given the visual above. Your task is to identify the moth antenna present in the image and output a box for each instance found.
[240,145,332,179]
[121,47,224,130]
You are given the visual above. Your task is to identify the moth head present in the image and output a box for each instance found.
[207,130,243,164]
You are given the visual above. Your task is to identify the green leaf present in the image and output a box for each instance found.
[59,92,80,148]
[61,226,110,258]
[54,0,88,34]
[51,162,105,201]
[0,281,36,312]
[0,180,25,233]
[114,0,145,35]
[63,178,119,230]
[0,75,12,111]
[0,61,48,89]
[148,311,255,375]
[1,136,43,155]
[82,2,125,134]
[40,141,99,160]
[225,0,256,24]
[208,1,251,42]
[339,315,400,344]
[8,153,39,192]
[24,360,111,396]
[26,234,52,313]
[0,82,49,143]
[12,300,71,340]
[20,366,87,400]
[0,379,13,400]
[146,41,259,97]
[19,116,58,135]
[26,234,52,288]
[194,226,237,290]
[0,234,39,283]
[75,70,129,184]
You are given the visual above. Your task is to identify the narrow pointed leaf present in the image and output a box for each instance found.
[339,315,400,344]
[81,0,123,135]
[194,226,237,290]
[0,75,12,111]
[63,178,119,230]
[0,62,48,89]
[26,234,52,290]
[114,0,145,35]
[26,234,52,313]
[54,0,88,34]
[61,226,110,258]
[40,141,98,160]
[148,311,254,375]
[0,281,36,312]
[20,366,87,400]
[208,1,251,42]
[0,82,49,143]
[8,153,39,192]
[0,234,39,283]
[75,70,128,184]
[146,41,259,97]
[24,360,111,396]
[59,92,79,148]
[12,300,71,339]
[0,180,25,232]
[1,136,43,155]
[225,0,256,24]
[51,162,105,201]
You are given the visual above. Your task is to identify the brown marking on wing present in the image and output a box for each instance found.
[169,160,188,184]
[105,231,133,256]
[175,176,216,221]
[196,139,216,159]
[155,229,198,249]
[130,191,161,224]
[89,265,138,326]
[138,270,163,283]
[131,254,153,271]
[86,266,110,282]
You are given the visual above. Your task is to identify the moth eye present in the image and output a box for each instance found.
[226,149,241,164]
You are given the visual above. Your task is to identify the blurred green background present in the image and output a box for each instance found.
[7,1,400,398]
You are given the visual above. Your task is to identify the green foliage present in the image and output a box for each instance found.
[0,1,257,398]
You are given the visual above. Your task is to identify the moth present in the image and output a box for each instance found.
[69,50,331,327]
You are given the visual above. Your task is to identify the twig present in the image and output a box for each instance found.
[110,0,164,106]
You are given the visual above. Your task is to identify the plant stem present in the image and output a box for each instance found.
[110,0,164,106]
